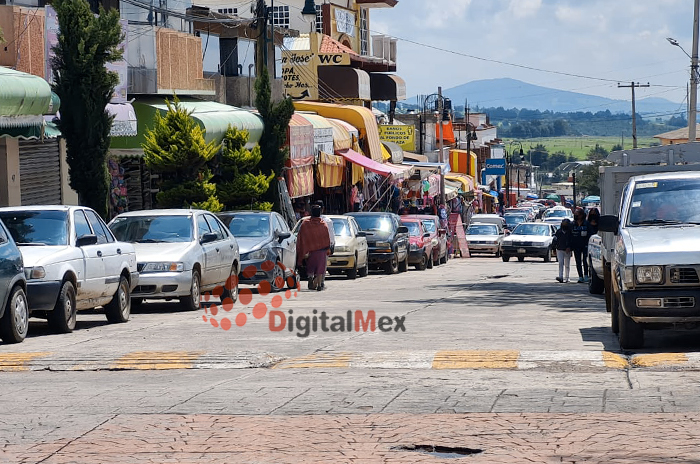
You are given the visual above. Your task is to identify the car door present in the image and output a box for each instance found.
[195,214,220,287]
[73,210,106,300]
[0,223,22,308]
[350,218,368,267]
[204,214,233,283]
[84,209,120,297]
[273,213,296,271]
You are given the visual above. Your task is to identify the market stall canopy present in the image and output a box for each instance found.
[326,118,353,151]
[370,73,406,101]
[337,148,410,179]
[288,114,315,160]
[403,151,428,162]
[110,98,263,150]
[0,66,52,133]
[381,141,403,164]
[318,67,371,101]
[446,174,475,192]
[445,185,459,201]
[401,161,451,174]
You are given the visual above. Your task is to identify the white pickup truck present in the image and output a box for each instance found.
[589,144,700,348]
[0,206,138,333]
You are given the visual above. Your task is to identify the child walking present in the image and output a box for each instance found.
[554,218,573,283]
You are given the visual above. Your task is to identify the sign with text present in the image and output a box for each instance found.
[281,48,350,100]
[378,125,415,152]
[484,158,506,176]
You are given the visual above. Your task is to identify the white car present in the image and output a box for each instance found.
[501,222,557,262]
[542,206,574,225]
[0,206,138,333]
[109,210,240,310]
[465,223,505,257]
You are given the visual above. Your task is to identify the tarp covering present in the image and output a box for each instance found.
[285,156,315,198]
[296,113,334,159]
[403,151,428,162]
[337,148,406,179]
[446,174,475,192]
[326,118,353,151]
[402,161,451,174]
[317,152,345,188]
[288,114,315,160]
[0,67,52,129]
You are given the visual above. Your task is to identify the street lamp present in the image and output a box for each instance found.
[668,13,699,142]
[301,0,317,33]
[507,141,524,206]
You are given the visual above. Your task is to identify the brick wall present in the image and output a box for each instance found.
[0,6,46,78]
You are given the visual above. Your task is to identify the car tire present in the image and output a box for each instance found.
[384,254,399,275]
[398,252,409,273]
[611,290,620,334]
[427,254,434,269]
[179,270,201,311]
[223,265,239,303]
[518,256,525,262]
[589,260,605,295]
[0,286,29,344]
[502,255,511,262]
[416,253,427,271]
[271,261,285,292]
[544,248,551,263]
[105,275,131,323]
[347,254,358,280]
[358,259,369,277]
[618,297,644,349]
[48,280,77,334]
[440,252,447,264]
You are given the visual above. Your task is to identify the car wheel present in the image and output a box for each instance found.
[179,270,201,311]
[384,254,399,274]
[271,261,285,292]
[347,254,358,279]
[611,290,620,334]
[544,249,551,263]
[223,265,239,303]
[518,256,525,262]
[440,252,447,264]
[589,260,605,295]
[502,255,511,262]
[48,280,77,334]
[287,269,299,289]
[398,252,409,273]
[358,256,369,277]
[0,286,29,344]
[105,275,131,323]
[427,254,434,269]
[416,253,427,271]
[618,297,644,349]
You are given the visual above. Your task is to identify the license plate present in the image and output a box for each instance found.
[518,248,526,254]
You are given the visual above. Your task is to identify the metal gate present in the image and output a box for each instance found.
[19,139,62,205]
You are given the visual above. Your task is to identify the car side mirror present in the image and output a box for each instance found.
[76,234,98,247]
[277,231,291,241]
[598,215,619,235]
[423,232,431,238]
[200,232,218,244]
[397,226,409,234]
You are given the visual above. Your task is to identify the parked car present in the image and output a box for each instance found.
[501,222,557,262]
[218,211,296,291]
[506,207,535,222]
[0,219,28,343]
[404,214,448,265]
[504,213,528,233]
[0,206,138,333]
[469,214,507,233]
[400,217,434,270]
[345,212,409,274]
[542,206,574,225]
[109,209,239,310]
[465,223,504,257]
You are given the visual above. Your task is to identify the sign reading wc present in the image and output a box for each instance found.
[484,158,506,175]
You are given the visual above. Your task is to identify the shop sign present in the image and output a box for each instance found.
[281,50,350,100]
[484,158,506,175]
[378,125,415,151]
[335,9,356,37]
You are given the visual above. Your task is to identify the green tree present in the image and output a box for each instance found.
[611,143,623,152]
[586,143,609,161]
[577,161,612,197]
[217,126,275,211]
[51,0,123,218]
[143,98,223,212]
[254,67,294,208]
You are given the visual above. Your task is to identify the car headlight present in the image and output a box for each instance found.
[376,241,391,248]
[431,239,438,247]
[244,249,268,261]
[24,266,45,280]
[141,262,184,273]
[409,243,419,251]
[334,245,348,253]
[636,266,664,284]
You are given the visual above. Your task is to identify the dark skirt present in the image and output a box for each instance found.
[306,248,328,276]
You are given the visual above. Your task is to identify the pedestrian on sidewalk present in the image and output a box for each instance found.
[296,205,331,291]
[587,208,600,235]
[571,208,591,283]
[554,218,573,283]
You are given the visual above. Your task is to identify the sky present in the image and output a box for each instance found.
[370,0,694,106]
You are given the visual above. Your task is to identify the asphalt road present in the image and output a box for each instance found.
[3,256,700,463]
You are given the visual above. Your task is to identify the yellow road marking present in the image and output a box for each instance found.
[0,352,51,371]
[602,351,629,369]
[632,353,688,368]
[274,353,352,369]
[432,350,519,370]
[110,351,204,370]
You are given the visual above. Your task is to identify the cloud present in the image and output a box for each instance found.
[415,0,472,30]
[508,0,542,19]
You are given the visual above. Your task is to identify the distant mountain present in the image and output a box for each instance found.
[406,78,683,116]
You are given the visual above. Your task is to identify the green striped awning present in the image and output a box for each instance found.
[0,67,52,129]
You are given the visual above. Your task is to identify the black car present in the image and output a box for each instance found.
[0,219,28,343]
[345,212,409,274]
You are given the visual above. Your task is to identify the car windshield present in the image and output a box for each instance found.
[332,219,351,237]
[421,219,436,233]
[224,214,272,237]
[545,209,570,218]
[467,225,498,235]
[109,215,193,243]
[513,224,550,236]
[0,210,68,246]
[352,215,394,233]
[402,222,422,237]
[505,215,526,226]
[627,178,700,226]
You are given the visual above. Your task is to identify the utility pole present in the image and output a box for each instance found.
[691,0,700,142]
[438,87,445,206]
[254,0,268,78]
[618,82,650,148]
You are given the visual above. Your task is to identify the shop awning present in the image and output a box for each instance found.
[285,156,315,199]
[288,114,315,160]
[107,103,138,137]
[328,118,359,138]
[370,73,406,101]
[326,118,353,151]
[0,66,52,133]
[401,161,451,175]
[318,67,371,101]
[385,162,414,179]
[446,174,475,192]
[337,148,407,179]
[445,185,459,201]
[403,151,428,162]
[381,141,403,164]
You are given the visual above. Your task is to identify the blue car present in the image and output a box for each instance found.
[0,219,28,343]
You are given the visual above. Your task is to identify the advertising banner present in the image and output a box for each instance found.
[484,158,507,176]
[378,125,415,152]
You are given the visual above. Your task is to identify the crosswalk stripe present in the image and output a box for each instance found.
[109,351,204,370]
[432,350,520,370]
[0,352,51,371]
[273,352,352,369]
[631,353,688,368]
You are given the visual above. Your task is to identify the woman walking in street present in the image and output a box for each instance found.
[587,208,600,235]
[554,218,573,283]
[571,208,591,283]
[296,205,331,291]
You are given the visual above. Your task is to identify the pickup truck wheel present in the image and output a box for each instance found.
[179,270,200,311]
[502,255,511,262]
[0,286,29,343]
[48,281,77,334]
[398,252,409,273]
[618,299,644,349]
[105,276,131,323]
[611,291,620,334]
[589,260,605,295]
[384,254,399,274]
[518,256,525,262]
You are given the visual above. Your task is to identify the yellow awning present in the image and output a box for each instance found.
[380,143,391,161]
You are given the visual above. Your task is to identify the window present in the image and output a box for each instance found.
[217,7,237,14]
[204,215,227,240]
[0,224,8,243]
[271,5,290,29]
[85,210,111,244]
[0,211,68,246]
[197,215,211,239]
[74,211,93,239]
[359,8,369,56]
[315,5,323,33]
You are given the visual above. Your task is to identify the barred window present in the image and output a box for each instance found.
[360,8,369,56]
[217,8,237,14]
[315,5,323,33]
[271,5,290,29]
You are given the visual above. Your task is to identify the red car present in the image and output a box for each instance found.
[402,214,448,266]
[400,218,434,270]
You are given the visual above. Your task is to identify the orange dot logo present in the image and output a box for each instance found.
[201,261,299,331]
